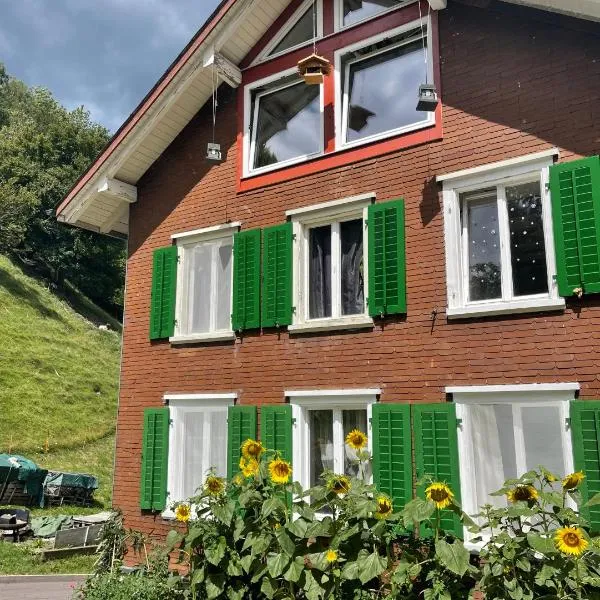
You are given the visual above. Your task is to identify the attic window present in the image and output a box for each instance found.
[340,0,408,29]
[338,24,433,147]
[270,6,315,56]
[249,74,323,172]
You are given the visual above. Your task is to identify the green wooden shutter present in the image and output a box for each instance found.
[232,229,262,331]
[261,223,293,328]
[413,403,462,537]
[140,407,170,510]
[550,156,600,296]
[372,403,413,509]
[570,401,600,532]
[149,246,178,340]
[260,405,293,463]
[227,406,258,479]
[368,199,406,317]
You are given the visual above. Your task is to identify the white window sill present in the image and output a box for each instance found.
[288,315,373,334]
[170,331,236,344]
[447,297,565,319]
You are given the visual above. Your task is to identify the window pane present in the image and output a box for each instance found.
[465,194,502,301]
[468,404,517,509]
[522,406,565,479]
[343,0,405,27]
[340,219,364,315]
[185,244,212,334]
[254,82,321,169]
[345,39,426,143]
[270,7,314,56]
[215,242,233,331]
[207,409,229,478]
[343,410,368,477]
[506,182,548,297]
[182,411,205,499]
[310,410,334,487]
[309,225,332,319]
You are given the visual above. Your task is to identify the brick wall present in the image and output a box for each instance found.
[114,1,600,536]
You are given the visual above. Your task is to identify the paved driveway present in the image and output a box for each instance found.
[0,575,86,600]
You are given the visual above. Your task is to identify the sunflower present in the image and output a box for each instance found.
[555,526,589,556]
[325,549,338,563]
[345,429,368,451]
[241,439,264,460]
[240,457,259,478]
[426,482,454,510]
[507,485,539,504]
[375,496,393,520]
[232,474,244,486]
[327,475,351,495]
[175,503,191,523]
[268,458,292,484]
[205,475,225,496]
[562,471,585,491]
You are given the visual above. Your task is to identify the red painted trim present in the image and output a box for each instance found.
[240,0,308,69]
[57,0,239,216]
[237,2,441,193]
[323,0,334,35]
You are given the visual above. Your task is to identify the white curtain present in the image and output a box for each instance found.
[207,409,228,478]
[215,242,233,331]
[182,411,205,499]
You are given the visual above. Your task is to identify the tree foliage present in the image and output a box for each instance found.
[0,62,125,315]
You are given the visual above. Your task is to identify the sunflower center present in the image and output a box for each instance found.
[275,463,289,476]
[564,533,580,547]
[430,489,449,502]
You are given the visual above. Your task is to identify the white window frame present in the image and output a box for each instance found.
[243,67,325,178]
[334,0,416,32]
[334,17,434,152]
[170,222,240,344]
[252,0,323,66]
[449,383,578,548]
[287,389,380,491]
[163,392,236,519]
[439,149,566,319]
[286,193,375,333]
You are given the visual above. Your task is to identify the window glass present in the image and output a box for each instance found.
[182,411,205,499]
[465,193,502,301]
[522,406,564,477]
[343,410,368,477]
[340,219,364,315]
[507,182,548,297]
[207,409,229,479]
[343,0,405,28]
[181,239,233,335]
[310,410,334,487]
[344,39,426,143]
[309,225,332,319]
[270,7,315,56]
[253,81,321,169]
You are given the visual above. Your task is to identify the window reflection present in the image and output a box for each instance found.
[343,0,405,28]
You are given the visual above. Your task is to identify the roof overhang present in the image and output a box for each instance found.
[57,0,599,238]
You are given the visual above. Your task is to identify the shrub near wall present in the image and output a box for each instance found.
[163,437,600,600]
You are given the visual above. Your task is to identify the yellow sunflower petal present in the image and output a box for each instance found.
[562,471,585,491]
[506,485,538,504]
[241,439,265,460]
[345,429,368,451]
[375,495,393,520]
[325,549,338,563]
[426,482,455,510]
[555,526,588,556]
[268,458,292,484]
[175,503,191,523]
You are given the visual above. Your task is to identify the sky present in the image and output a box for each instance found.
[0,0,223,132]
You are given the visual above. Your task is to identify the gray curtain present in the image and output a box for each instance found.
[309,226,332,319]
[341,219,364,315]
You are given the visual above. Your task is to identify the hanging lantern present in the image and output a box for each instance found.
[206,142,222,162]
[416,83,438,112]
[297,53,331,85]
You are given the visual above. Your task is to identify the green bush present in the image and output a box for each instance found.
[77,571,184,600]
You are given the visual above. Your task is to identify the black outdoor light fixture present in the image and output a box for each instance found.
[416,83,438,112]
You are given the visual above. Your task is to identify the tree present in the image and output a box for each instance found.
[0,63,125,316]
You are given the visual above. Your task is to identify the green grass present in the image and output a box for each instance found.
[0,539,95,574]
[0,254,121,575]
[0,254,120,454]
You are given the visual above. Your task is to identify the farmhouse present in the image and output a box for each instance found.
[57,0,600,543]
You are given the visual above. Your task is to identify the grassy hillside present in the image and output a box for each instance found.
[0,254,120,455]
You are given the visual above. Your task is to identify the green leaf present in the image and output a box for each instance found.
[191,567,205,585]
[226,583,247,600]
[341,560,360,581]
[260,577,277,599]
[402,498,435,527]
[166,529,183,551]
[586,493,600,507]
[435,539,469,576]
[205,573,225,600]
[527,533,557,554]
[226,557,243,577]
[283,557,305,583]
[267,552,290,578]
[276,528,296,556]
[240,554,253,574]
[304,570,324,600]
[205,535,227,566]
[212,501,235,526]
[262,496,287,519]
[287,518,309,538]
[358,550,387,584]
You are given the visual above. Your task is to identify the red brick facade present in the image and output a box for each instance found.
[114,1,600,535]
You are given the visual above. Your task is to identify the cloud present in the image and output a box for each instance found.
[0,0,222,132]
